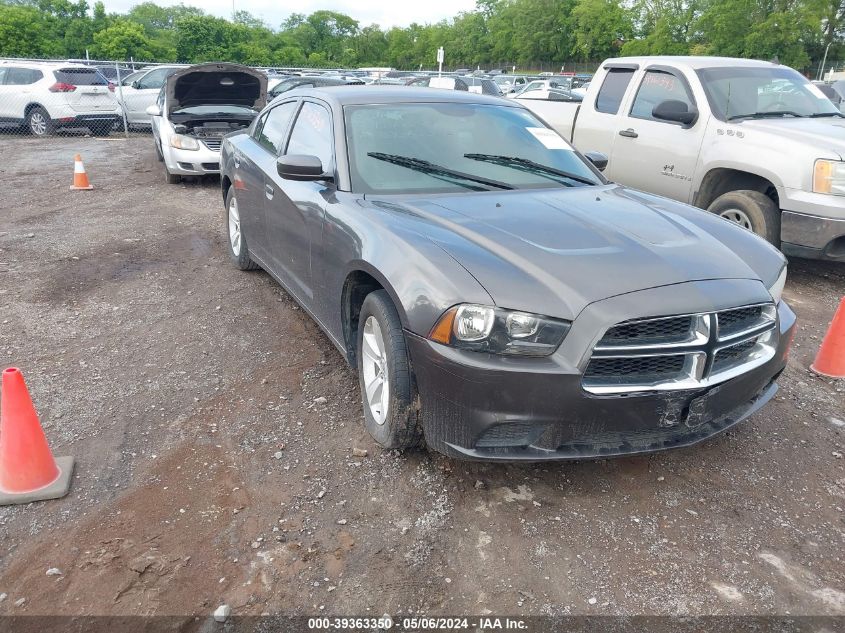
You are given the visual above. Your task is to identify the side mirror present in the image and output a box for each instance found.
[277,154,326,181]
[145,104,161,117]
[584,151,608,172]
[652,100,698,126]
[130,80,141,89]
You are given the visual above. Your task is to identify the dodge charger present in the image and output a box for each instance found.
[220,87,795,461]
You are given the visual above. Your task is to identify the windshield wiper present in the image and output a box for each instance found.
[464,153,597,186]
[366,152,513,190]
[809,111,845,118]
[727,111,805,121]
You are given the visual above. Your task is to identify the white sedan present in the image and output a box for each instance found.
[146,63,266,184]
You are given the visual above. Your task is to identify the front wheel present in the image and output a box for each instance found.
[707,190,780,246]
[224,188,259,270]
[356,290,422,450]
[164,164,180,184]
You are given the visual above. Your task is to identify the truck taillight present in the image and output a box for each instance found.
[49,82,77,93]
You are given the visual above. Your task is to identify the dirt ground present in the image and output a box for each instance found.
[0,136,843,626]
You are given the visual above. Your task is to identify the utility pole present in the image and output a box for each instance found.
[818,41,832,81]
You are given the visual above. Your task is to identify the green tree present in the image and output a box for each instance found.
[0,4,62,56]
[91,19,156,59]
[571,0,632,59]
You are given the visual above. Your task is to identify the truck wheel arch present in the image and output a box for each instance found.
[694,168,780,211]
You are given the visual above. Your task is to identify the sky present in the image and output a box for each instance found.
[100,0,479,28]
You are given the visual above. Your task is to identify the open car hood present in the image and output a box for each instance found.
[166,63,267,116]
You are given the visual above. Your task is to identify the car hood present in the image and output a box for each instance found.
[738,117,845,159]
[166,63,267,116]
[371,185,784,321]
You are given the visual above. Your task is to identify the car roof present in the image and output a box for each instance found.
[0,60,96,70]
[279,86,517,107]
[603,56,782,70]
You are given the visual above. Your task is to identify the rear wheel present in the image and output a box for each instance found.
[356,290,422,450]
[26,106,54,137]
[224,188,259,270]
[707,190,780,246]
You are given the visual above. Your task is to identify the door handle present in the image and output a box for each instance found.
[619,128,638,138]
[265,184,274,199]
[234,156,240,169]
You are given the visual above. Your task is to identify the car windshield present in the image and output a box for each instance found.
[345,103,602,195]
[697,66,840,120]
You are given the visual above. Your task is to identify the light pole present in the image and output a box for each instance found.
[818,41,832,81]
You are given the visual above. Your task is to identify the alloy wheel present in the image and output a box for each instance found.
[30,112,47,136]
[228,197,242,256]
[361,316,389,425]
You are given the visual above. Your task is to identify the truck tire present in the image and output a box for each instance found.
[707,190,780,246]
[356,290,423,450]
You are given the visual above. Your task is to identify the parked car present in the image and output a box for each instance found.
[459,76,504,96]
[813,80,845,113]
[118,65,185,126]
[219,86,794,461]
[508,79,571,98]
[0,61,120,136]
[515,86,582,102]
[268,76,363,100]
[408,76,469,91]
[95,65,134,82]
[520,56,845,261]
[147,63,266,184]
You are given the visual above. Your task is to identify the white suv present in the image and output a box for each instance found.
[0,61,121,136]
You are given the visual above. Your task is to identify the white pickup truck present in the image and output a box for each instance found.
[521,56,845,261]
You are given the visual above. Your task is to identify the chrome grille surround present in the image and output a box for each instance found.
[583,303,778,394]
[201,138,222,151]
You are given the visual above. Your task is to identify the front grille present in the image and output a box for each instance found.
[583,303,778,394]
[712,338,757,372]
[718,305,764,338]
[585,355,686,381]
[202,139,222,151]
[600,316,694,347]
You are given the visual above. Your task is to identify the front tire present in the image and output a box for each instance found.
[224,188,259,270]
[356,290,422,450]
[26,106,54,137]
[164,164,181,184]
[707,190,780,246]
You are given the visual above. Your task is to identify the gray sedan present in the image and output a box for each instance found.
[220,87,795,461]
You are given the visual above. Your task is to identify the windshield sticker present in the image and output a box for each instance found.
[806,84,829,100]
[526,127,571,150]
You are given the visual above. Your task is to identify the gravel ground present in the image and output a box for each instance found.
[0,136,843,622]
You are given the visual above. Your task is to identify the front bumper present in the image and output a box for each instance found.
[406,296,796,462]
[164,145,221,175]
[780,189,845,260]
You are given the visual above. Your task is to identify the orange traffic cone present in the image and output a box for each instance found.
[70,153,93,190]
[0,368,74,505]
[810,297,845,379]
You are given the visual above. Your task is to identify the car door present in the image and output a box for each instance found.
[263,100,334,306]
[0,67,31,121]
[122,67,173,124]
[571,65,637,156]
[234,100,299,264]
[607,67,705,203]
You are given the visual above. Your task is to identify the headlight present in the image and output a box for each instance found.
[170,134,200,151]
[813,159,845,195]
[767,266,787,304]
[429,303,571,356]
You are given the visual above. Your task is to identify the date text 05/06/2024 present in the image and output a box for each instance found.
[307,617,528,630]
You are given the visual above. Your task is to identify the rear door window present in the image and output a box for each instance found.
[255,101,298,155]
[7,68,42,85]
[595,68,635,114]
[54,68,107,86]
